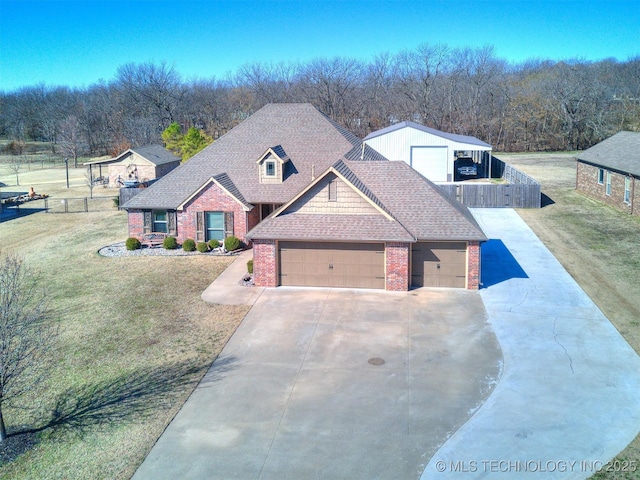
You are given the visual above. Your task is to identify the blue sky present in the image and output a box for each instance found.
[1,0,639,92]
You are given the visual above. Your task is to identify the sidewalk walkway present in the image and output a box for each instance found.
[201,250,265,306]
[422,208,640,479]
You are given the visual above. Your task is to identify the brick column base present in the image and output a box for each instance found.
[467,241,481,289]
[253,240,277,287]
[385,242,410,291]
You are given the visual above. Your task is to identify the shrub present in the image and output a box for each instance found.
[113,196,120,208]
[208,239,221,250]
[247,259,254,274]
[163,236,178,250]
[224,235,241,252]
[196,242,209,253]
[182,238,196,252]
[125,237,141,250]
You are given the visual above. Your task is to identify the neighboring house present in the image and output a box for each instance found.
[84,145,180,187]
[576,131,640,216]
[123,103,486,291]
[364,121,492,183]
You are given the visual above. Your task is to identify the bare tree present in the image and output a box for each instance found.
[116,61,184,131]
[59,115,86,168]
[8,156,21,186]
[0,252,57,441]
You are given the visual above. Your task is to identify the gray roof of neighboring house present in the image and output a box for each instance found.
[247,160,487,243]
[576,131,640,177]
[123,103,381,210]
[129,145,181,165]
[363,121,492,149]
[85,145,180,167]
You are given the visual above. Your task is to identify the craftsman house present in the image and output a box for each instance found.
[123,103,486,291]
[576,131,640,216]
[84,145,180,187]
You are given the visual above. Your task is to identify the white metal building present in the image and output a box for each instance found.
[363,121,492,183]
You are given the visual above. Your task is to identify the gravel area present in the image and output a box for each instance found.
[98,242,243,258]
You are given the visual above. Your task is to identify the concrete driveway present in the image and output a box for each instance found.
[422,209,640,479]
[134,286,501,479]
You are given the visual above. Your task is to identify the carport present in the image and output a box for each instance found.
[363,121,493,183]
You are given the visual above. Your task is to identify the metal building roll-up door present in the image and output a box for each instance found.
[410,146,448,182]
[279,241,385,289]
[411,242,467,288]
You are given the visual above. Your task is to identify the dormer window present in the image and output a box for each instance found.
[265,161,276,177]
[256,145,290,184]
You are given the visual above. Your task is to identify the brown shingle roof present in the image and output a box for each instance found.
[123,103,379,210]
[577,131,640,177]
[344,161,486,241]
[245,214,414,242]
[247,160,486,243]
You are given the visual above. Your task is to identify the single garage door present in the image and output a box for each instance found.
[279,241,385,289]
[411,146,448,182]
[412,242,467,288]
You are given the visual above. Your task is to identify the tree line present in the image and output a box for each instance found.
[1,43,639,158]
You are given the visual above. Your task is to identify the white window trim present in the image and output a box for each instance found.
[605,171,612,196]
[624,177,631,204]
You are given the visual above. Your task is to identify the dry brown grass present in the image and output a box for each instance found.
[0,184,249,478]
[500,152,640,479]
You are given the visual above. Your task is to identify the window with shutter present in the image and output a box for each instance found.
[196,211,205,242]
[168,211,177,235]
[224,212,234,238]
[143,210,152,234]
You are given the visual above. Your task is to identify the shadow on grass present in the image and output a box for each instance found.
[481,239,528,288]
[1,356,237,465]
[0,207,47,223]
[541,192,555,207]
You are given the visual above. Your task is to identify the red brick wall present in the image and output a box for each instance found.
[178,181,252,243]
[246,207,261,243]
[467,241,481,290]
[576,161,637,215]
[385,242,410,291]
[253,240,277,287]
[128,210,144,239]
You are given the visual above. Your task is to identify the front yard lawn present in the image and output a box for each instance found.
[0,207,249,479]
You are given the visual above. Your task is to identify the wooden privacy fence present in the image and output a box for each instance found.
[119,187,142,207]
[439,183,541,208]
[439,158,541,208]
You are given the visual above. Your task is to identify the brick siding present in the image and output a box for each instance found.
[576,161,638,216]
[253,240,277,287]
[178,181,251,243]
[128,210,144,239]
[385,242,410,291]
[467,241,481,290]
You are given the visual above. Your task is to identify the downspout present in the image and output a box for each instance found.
[631,176,636,216]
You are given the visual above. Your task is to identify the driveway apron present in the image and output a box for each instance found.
[133,286,501,480]
[422,208,640,479]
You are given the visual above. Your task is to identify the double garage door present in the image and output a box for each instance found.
[279,241,385,289]
[278,241,467,289]
[411,242,467,288]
